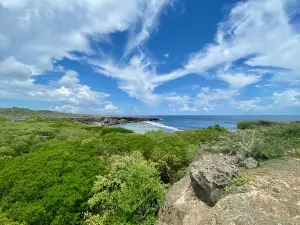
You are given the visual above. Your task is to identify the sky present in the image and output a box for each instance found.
[0,0,300,115]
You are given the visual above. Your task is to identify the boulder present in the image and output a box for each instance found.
[239,157,259,169]
[189,154,240,206]
[119,119,128,124]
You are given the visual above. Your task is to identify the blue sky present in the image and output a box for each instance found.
[0,0,300,115]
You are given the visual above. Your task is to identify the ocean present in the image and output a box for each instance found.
[112,115,300,133]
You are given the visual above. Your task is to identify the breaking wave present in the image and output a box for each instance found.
[145,121,182,131]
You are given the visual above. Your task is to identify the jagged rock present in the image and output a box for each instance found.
[157,158,300,225]
[189,154,240,206]
[119,119,127,124]
[240,157,259,169]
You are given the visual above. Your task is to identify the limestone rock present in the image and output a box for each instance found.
[119,119,128,124]
[157,158,300,225]
[240,157,259,169]
[189,154,240,206]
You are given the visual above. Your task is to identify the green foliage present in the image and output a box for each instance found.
[144,125,227,183]
[86,153,166,225]
[176,125,229,145]
[86,126,134,135]
[237,120,279,130]
[225,171,251,192]
[0,141,103,225]
[0,107,67,120]
[146,132,198,183]
[0,116,8,123]
[251,123,300,159]
[0,212,25,225]
[197,123,300,160]
[1,117,299,225]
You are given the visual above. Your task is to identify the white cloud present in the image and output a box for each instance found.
[183,0,300,83]
[165,94,190,105]
[178,104,197,112]
[133,106,140,113]
[94,54,160,103]
[195,88,238,109]
[104,103,119,111]
[0,0,171,75]
[203,107,215,112]
[273,89,300,108]
[125,0,172,55]
[0,68,110,113]
[93,52,191,104]
[234,97,262,111]
[201,87,210,93]
[0,57,32,81]
[191,84,200,90]
[58,70,80,87]
[0,0,173,112]
[54,105,80,113]
[1,0,299,115]
[165,93,195,112]
[94,0,300,105]
[96,102,123,114]
[218,72,261,88]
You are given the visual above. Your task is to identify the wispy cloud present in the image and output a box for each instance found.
[183,0,300,83]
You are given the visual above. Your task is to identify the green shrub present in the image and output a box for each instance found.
[0,141,102,225]
[0,146,16,157]
[0,117,8,123]
[237,120,278,130]
[86,153,166,225]
[176,125,229,145]
[86,126,134,135]
[225,171,251,192]
[146,133,199,183]
[98,133,155,157]
[0,212,25,225]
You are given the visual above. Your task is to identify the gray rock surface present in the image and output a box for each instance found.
[189,154,240,206]
[240,157,259,169]
[157,158,300,225]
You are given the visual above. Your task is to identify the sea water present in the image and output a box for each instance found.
[112,115,300,134]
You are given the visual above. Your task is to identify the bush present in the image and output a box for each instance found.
[237,120,278,130]
[0,212,24,225]
[146,132,199,183]
[86,126,134,135]
[86,153,166,225]
[0,117,8,123]
[0,141,102,225]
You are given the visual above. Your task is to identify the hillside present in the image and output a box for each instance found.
[0,107,67,119]
[0,118,299,225]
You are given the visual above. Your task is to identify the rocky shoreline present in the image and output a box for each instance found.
[68,115,160,126]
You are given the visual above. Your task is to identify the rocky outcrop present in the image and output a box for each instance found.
[67,116,160,125]
[239,157,259,169]
[189,154,240,206]
[157,157,300,225]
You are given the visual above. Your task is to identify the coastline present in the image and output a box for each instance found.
[68,115,160,126]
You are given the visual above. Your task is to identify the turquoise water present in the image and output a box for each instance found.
[112,115,300,133]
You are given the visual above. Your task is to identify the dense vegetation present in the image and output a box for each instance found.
[0,117,299,225]
[0,107,68,120]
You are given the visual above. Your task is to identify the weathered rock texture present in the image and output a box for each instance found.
[189,154,240,206]
[157,158,300,225]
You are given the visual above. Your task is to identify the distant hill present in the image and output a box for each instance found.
[0,107,69,119]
